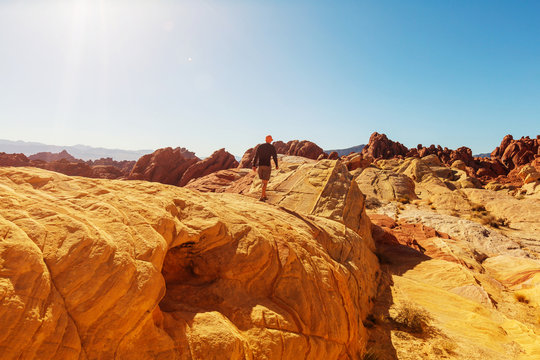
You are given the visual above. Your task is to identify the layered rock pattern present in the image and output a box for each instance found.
[0,167,379,360]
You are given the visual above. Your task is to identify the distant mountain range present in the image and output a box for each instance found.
[0,139,153,161]
[474,153,491,158]
[324,145,366,157]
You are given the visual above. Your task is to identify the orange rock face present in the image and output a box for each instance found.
[128,147,200,184]
[361,132,408,159]
[491,134,539,170]
[178,148,238,186]
[0,167,380,360]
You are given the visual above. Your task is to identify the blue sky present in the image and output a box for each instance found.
[1,0,539,157]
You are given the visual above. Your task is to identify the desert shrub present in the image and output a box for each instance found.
[392,302,432,334]
[481,215,509,228]
[471,203,486,212]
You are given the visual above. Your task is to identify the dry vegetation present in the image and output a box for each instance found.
[392,302,433,334]
[469,203,510,228]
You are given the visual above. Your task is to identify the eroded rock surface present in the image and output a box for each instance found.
[0,167,379,360]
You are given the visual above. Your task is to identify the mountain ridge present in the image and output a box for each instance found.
[0,139,153,161]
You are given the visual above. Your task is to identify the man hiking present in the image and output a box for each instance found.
[252,135,278,201]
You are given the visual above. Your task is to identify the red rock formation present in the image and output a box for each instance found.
[277,140,324,159]
[28,150,77,162]
[238,147,255,169]
[342,152,373,171]
[0,152,31,166]
[87,158,136,174]
[128,147,200,185]
[491,135,539,170]
[370,214,460,264]
[178,148,238,186]
[361,132,408,159]
[90,165,126,179]
[328,151,339,160]
[39,159,94,177]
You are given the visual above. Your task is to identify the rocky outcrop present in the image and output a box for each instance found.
[491,135,539,170]
[128,147,200,185]
[86,157,136,174]
[273,140,325,159]
[238,147,256,168]
[28,150,77,162]
[178,148,238,186]
[355,167,418,202]
[361,132,408,159]
[0,152,31,166]
[0,166,379,360]
[342,153,372,171]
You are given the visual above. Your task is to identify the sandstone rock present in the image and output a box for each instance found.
[449,285,495,308]
[355,167,418,202]
[184,168,253,193]
[361,132,408,159]
[128,147,200,185]
[0,166,379,360]
[0,152,30,166]
[273,140,324,160]
[491,134,539,170]
[519,164,540,184]
[90,165,125,179]
[328,151,339,160]
[87,157,136,174]
[247,157,373,241]
[178,148,238,186]
[342,153,372,171]
[451,160,467,171]
[238,147,255,168]
[40,158,94,177]
[399,209,528,257]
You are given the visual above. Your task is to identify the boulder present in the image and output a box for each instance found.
[178,148,238,186]
[361,132,408,159]
[0,166,379,360]
[355,167,418,202]
[128,147,200,185]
